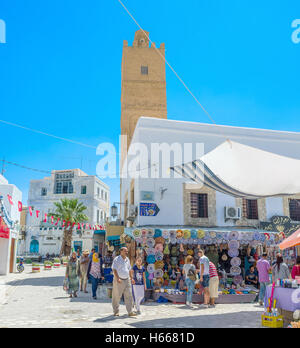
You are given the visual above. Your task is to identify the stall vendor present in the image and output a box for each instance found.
[245,265,259,288]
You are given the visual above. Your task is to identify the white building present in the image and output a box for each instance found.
[0,174,22,275]
[121,117,300,234]
[24,169,110,256]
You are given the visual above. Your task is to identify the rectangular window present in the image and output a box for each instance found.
[289,199,300,221]
[190,193,208,218]
[41,188,47,196]
[81,185,87,194]
[243,199,259,220]
[55,180,73,194]
[141,66,148,75]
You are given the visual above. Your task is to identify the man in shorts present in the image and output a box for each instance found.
[198,249,210,308]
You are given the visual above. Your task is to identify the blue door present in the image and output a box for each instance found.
[30,240,39,254]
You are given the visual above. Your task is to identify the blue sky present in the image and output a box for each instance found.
[0,0,299,206]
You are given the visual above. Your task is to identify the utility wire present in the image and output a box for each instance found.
[0,159,51,174]
[0,119,97,149]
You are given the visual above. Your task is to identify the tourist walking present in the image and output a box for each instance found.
[182,256,197,307]
[272,254,290,281]
[197,249,210,308]
[256,253,271,306]
[79,250,90,293]
[65,251,80,298]
[208,261,219,307]
[291,256,300,279]
[112,247,136,317]
[130,256,146,314]
[87,252,104,300]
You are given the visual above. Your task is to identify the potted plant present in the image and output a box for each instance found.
[44,261,53,270]
[32,263,41,273]
[53,258,61,268]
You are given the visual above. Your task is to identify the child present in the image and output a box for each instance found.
[130,257,147,315]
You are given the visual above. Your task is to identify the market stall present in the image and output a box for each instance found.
[124,227,281,305]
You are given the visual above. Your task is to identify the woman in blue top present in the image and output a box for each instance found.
[130,256,146,314]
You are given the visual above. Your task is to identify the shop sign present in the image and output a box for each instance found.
[140,203,160,217]
[260,216,300,237]
[140,191,154,201]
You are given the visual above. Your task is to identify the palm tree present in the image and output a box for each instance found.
[49,198,89,256]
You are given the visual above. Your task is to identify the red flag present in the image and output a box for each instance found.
[86,223,89,229]
[36,210,40,218]
[89,224,92,229]
[29,206,33,216]
[7,195,13,205]
[18,201,23,212]
[72,222,76,228]
[62,220,65,228]
[67,221,71,228]
[78,223,81,229]
[55,218,60,226]
[51,216,54,224]
[44,213,47,223]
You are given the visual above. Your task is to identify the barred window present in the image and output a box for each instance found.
[289,199,300,221]
[191,193,208,218]
[242,199,259,220]
[141,66,148,75]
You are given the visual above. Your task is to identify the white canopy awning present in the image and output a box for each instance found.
[171,140,300,198]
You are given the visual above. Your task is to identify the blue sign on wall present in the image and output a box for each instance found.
[140,203,160,217]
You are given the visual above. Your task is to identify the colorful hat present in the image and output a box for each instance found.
[231,257,241,267]
[154,269,164,278]
[228,249,239,258]
[154,229,162,238]
[230,266,241,275]
[146,255,156,264]
[141,229,148,238]
[147,229,155,238]
[198,230,205,239]
[155,260,164,269]
[146,248,156,256]
[176,230,184,238]
[162,230,170,239]
[133,229,141,238]
[183,230,191,239]
[228,240,240,250]
[155,243,164,253]
[155,251,164,261]
[147,264,155,274]
[221,254,228,261]
[233,275,243,285]
[147,238,155,248]
[210,231,217,239]
[169,230,177,239]
[155,237,165,245]
[229,231,240,240]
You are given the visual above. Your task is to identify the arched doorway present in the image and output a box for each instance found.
[30,240,39,254]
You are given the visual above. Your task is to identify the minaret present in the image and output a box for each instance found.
[120,30,167,165]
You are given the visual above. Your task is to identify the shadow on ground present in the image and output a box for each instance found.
[6,276,65,287]
[94,311,262,328]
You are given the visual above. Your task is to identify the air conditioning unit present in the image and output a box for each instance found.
[225,206,241,220]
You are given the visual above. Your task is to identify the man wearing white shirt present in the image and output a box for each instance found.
[112,247,136,317]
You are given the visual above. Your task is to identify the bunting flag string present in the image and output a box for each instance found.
[1,193,106,231]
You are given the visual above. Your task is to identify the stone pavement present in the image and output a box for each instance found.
[0,266,264,328]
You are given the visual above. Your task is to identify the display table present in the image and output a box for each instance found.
[215,293,257,304]
[265,285,300,312]
[152,292,204,304]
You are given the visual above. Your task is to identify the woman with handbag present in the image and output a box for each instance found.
[65,251,80,298]
[183,256,196,307]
